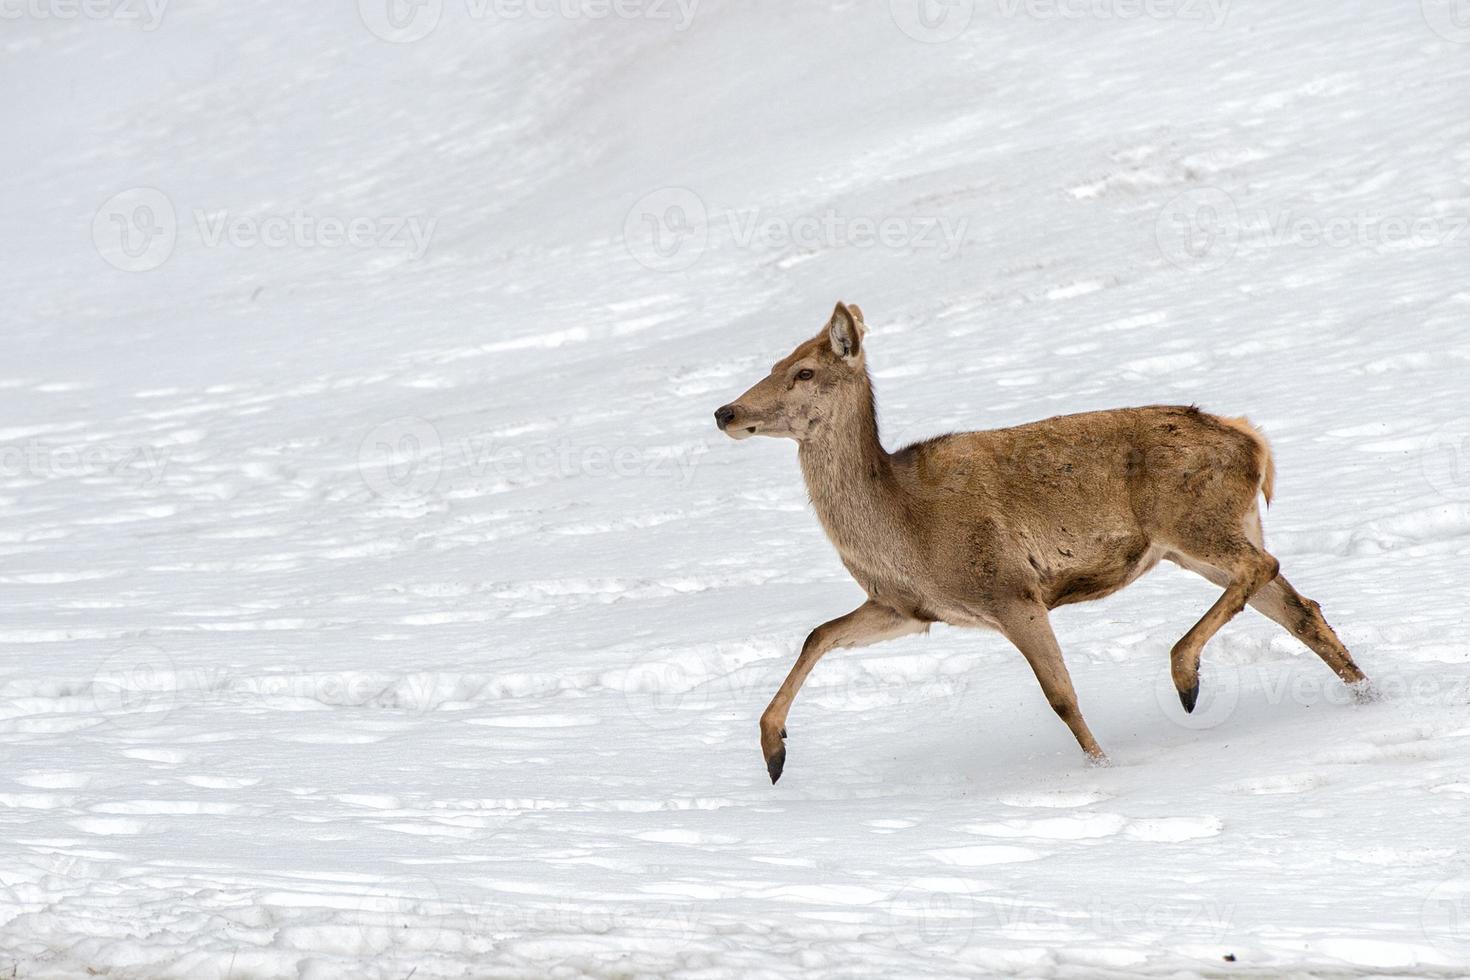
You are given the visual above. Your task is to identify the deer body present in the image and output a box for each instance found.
[716,303,1369,783]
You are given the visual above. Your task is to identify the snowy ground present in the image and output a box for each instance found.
[2,0,1470,976]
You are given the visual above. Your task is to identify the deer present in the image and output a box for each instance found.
[714,302,1370,784]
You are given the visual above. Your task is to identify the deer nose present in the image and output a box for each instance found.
[714,405,736,431]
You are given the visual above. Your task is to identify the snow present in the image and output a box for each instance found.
[2,0,1469,976]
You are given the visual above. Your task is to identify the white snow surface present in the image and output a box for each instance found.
[3,1,1470,977]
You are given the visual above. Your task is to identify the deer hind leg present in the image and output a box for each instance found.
[760,600,927,785]
[1242,512,1369,688]
[1164,532,1280,714]
[994,603,1107,764]
[1176,524,1369,690]
[1249,577,1369,687]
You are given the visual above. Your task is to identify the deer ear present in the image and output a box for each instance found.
[828,302,862,359]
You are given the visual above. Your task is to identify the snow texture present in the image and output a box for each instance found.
[2,0,1470,977]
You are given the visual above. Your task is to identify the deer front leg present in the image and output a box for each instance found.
[760,600,927,784]
[994,603,1108,764]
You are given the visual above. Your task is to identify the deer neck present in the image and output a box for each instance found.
[797,378,910,561]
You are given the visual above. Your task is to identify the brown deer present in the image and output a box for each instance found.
[714,302,1369,784]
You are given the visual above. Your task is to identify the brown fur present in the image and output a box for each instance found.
[715,303,1368,783]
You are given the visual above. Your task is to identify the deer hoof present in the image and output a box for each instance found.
[759,720,788,784]
[766,746,786,784]
[1178,680,1200,714]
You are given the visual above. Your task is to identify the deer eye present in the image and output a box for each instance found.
[795,369,815,381]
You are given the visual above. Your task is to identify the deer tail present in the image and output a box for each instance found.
[1220,415,1276,507]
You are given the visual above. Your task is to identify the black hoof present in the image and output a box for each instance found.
[1178,681,1200,714]
[767,747,786,784]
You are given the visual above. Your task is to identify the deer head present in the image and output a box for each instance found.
[714,302,870,442]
